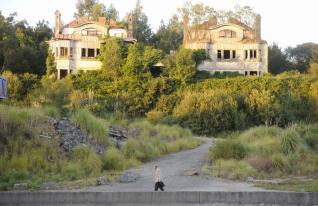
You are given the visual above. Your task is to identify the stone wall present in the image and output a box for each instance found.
[1,191,317,206]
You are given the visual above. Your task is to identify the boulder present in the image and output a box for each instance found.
[41,181,59,190]
[182,168,199,176]
[96,177,109,186]
[117,171,139,183]
[13,183,28,191]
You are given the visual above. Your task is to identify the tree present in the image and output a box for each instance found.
[268,43,290,74]
[166,47,196,84]
[308,63,318,76]
[178,2,257,28]
[46,49,56,78]
[153,15,183,54]
[105,4,119,21]
[92,3,106,21]
[131,0,153,44]
[178,2,216,27]
[74,0,98,18]
[286,43,318,73]
[99,37,127,78]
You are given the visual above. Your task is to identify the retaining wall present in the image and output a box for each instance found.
[0,191,318,206]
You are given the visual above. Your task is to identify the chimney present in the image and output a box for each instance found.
[98,17,106,25]
[127,14,133,38]
[55,10,61,36]
[254,14,261,40]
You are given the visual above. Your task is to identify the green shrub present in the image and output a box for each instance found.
[101,147,124,170]
[212,159,257,180]
[61,163,84,181]
[281,129,299,154]
[71,109,108,144]
[211,140,248,160]
[146,110,166,124]
[271,154,286,172]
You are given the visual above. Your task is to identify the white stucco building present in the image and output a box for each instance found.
[48,11,135,79]
[183,15,268,76]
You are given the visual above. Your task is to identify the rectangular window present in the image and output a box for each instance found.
[217,50,222,59]
[223,50,230,59]
[250,50,253,59]
[96,49,100,56]
[87,48,95,57]
[232,50,236,59]
[60,47,68,57]
[81,48,86,57]
[245,50,248,59]
[254,50,257,59]
[70,48,73,57]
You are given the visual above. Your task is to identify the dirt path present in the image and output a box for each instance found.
[83,138,265,192]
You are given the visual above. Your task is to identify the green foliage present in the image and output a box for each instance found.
[0,13,52,75]
[211,140,248,160]
[61,163,84,181]
[173,90,245,135]
[71,109,108,144]
[268,43,290,74]
[167,47,196,84]
[212,159,257,180]
[132,0,153,44]
[209,124,318,180]
[153,15,183,54]
[45,49,56,78]
[101,147,124,170]
[281,129,299,155]
[192,49,207,66]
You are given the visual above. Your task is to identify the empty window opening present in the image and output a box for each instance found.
[223,50,231,59]
[245,50,248,59]
[96,49,100,56]
[217,50,222,59]
[87,48,95,57]
[60,69,68,79]
[81,48,86,57]
[60,47,68,57]
[232,50,236,59]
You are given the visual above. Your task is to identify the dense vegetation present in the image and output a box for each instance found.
[0,104,201,190]
[206,124,318,191]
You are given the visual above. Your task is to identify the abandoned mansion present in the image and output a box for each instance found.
[183,15,268,75]
[48,10,135,80]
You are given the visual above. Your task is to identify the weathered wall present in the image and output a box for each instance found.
[1,191,317,206]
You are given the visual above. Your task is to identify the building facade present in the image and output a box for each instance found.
[183,15,268,76]
[48,11,135,79]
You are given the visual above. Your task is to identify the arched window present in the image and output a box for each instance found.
[219,30,236,38]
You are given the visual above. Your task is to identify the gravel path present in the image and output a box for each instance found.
[83,138,265,192]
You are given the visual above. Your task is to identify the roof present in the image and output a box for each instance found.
[63,16,121,29]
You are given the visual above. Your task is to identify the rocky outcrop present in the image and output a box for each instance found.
[54,118,88,152]
[117,171,139,183]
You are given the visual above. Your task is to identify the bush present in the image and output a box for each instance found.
[173,89,245,135]
[281,129,299,154]
[212,159,257,180]
[101,147,124,170]
[246,156,274,172]
[211,140,248,160]
[71,109,108,144]
[61,163,84,181]
[271,153,286,172]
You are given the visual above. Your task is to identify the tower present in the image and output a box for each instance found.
[55,10,61,36]
[254,14,261,40]
[127,14,133,38]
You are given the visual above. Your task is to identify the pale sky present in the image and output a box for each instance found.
[1,0,318,48]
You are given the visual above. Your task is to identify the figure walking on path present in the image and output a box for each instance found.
[154,165,164,191]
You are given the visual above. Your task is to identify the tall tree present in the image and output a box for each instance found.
[286,43,318,73]
[105,4,119,21]
[91,3,106,21]
[132,0,153,44]
[268,43,290,74]
[154,15,183,54]
[74,0,98,18]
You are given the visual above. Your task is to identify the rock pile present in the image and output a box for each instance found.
[54,118,88,152]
